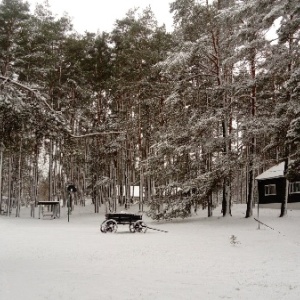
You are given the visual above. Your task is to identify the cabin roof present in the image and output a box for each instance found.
[256,162,285,180]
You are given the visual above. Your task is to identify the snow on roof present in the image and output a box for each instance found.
[255,162,285,180]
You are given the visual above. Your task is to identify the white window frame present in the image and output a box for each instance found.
[265,184,276,196]
[289,182,300,194]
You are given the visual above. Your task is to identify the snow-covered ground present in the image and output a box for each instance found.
[1,203,300,300]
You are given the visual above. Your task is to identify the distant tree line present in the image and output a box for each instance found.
[0,0,299,218]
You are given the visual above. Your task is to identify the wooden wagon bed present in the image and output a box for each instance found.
[100,212,147,233]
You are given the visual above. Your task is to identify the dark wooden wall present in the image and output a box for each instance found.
[257,178,300,204]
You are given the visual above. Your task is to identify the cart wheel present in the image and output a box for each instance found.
[100,219,118,233]
[134,220,147,233]
[100,221,107,233]
[129,223,135,233]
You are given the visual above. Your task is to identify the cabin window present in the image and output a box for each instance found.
[265,184,276,196]
[289,182,300,194]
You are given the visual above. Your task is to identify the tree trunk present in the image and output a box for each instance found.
[246,49,257,218]
[139,166,144,212]
[280,157,289,217]
[207,152,213,217]
[280,27,294,217]
[222,116,231,217]
[0,144,4,214]
[245,158,254,218]
[34,143,39,207]
[7,156,12,216]
[16,139,23,217]
[222,177,231,216]
[208,193,213,217]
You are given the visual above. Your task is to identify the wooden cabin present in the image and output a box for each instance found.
[256,162,300,209]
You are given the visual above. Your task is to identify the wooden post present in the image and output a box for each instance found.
[48,139,53,202]
[68,192,71,222]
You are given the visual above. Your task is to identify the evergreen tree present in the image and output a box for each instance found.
[150,0,238,218]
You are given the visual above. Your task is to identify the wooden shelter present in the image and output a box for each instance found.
[256,162,300,209]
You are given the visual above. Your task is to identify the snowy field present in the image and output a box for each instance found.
[1,203,300,300]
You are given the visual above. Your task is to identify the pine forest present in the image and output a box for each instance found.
[0,0,300,220]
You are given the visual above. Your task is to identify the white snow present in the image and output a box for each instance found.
[1,203,300,300]
[256,162,285,180]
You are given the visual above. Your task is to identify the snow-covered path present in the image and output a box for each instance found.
[1,204,300,299]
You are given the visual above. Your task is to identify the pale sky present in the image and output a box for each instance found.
[29,0,174,33]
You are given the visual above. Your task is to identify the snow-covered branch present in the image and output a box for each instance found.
[0,75,55,113]
[0,76,124,139]
[69,131,124,138]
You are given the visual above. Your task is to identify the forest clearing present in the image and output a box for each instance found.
[1,203,300,300]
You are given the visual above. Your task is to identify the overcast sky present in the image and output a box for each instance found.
[29,0,174,33]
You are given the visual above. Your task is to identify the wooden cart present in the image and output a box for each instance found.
[100,212,147,233]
